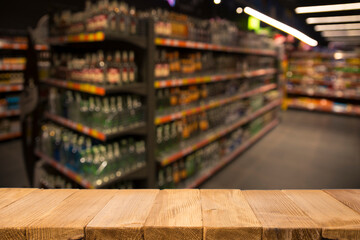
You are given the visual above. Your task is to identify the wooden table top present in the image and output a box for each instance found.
[0,188,359,240]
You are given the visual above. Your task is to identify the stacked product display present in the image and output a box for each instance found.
[286,51,360,116]
[0,36,49,141]
[35,1,280,189]
[0,37,25,141]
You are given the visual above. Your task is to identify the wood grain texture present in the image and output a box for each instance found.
[144,189,203,240]
[0,188,36,210]
[201,189,262,240]
[0,189,77,240]
[244,190,321,240]
[324,189,360,214]
[27,189,116,240]
[284,190,360,240]
[86,189,159,240]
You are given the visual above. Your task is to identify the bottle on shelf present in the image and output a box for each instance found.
[121,51,129,85]
[107,51,121,85]
[128,51,137,83]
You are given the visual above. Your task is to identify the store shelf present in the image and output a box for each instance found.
[155,38,277,56]
[35,150,147,189]
[287,88,360,101]
[287,103,360,117]
[154,68,277,88]
[0,132,21,141]
[0,110,20,118]
[42,78,146,96]
[186,118,279,188]
[0,64,25,71]
[45,112,146,142]
[0,42,48,51]
[288,79,360,88]
[291,51,359,59]
[159,98,281,166]
[0,84,23,92]
[49,31,147,48]
[155,83,277,125]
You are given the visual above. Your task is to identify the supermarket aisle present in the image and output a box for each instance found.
[202,110,360,189]
[0,140,29,187]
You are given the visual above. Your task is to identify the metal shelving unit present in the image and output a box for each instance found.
[0,37,28,142]
[36,21,157,188]
[34,17,282,189]
[286,51,360,116]
[185,118,279,188]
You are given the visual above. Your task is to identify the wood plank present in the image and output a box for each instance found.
[201,189,262,240]
[86,190,159,240]
[0,189,77,240]
[244,190,321,240]
[324,189,360,214]
[27,189,116,240]
[0,188,36,210]
[284,190,360,240]
[144,189,203,240]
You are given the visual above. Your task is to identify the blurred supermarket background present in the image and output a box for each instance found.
[0,0,359,189]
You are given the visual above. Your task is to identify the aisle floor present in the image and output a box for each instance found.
[0,140,29,187]
[201,110,360,189]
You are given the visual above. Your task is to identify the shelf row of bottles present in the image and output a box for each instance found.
[287,77,359,89]
[158,109,278,189]
[0,72,24,85]
[154,50,275,79]
[39,164,134,189]
[156,75,276,115]
[50,0,276,53]
[285,98,360,116]
[157,92,280,165]
[0,57,25,71]
[154,68,277,88]
[0,37,48,50]
[38,123,146,187]
[52,0,141,37]
[52,50,138,85]
[155,83,277,125]
[49,88,145,134]
[149,9,275,50]
[291,51,359,60]
[287,86,360,100]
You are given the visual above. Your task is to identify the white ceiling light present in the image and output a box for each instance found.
[295,2,360,14]
[236,7,243,14]
[306,15,360,24]
[315,23,360,31]
[214,0,221,5]
[244,7,318,46]
[322,30,360,37]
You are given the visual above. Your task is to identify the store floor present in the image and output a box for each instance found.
[0,110,359,189]
[201,110,360,189]
[0,140,29,187]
